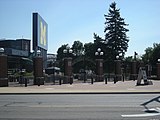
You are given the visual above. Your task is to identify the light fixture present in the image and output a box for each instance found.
[63,49,67,54]
[0,48,4,53]
[37,50,41,56]
[97,48,101,52]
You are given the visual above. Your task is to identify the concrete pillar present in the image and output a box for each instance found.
[0,55,8,87]
[130,61,137,80]
[114,60,121,82]
[95,59,103,82]
[33,56,44,85]
[64,57,72,84]
[157,63,160,79]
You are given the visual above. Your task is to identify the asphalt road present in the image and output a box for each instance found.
[0,94,160,120]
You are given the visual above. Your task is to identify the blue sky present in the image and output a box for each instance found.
[0,0,160,57]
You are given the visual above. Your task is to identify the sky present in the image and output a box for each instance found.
[0,0,160,57]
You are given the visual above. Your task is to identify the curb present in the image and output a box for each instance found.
[0,92,160,95]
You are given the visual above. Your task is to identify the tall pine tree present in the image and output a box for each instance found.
[104,2,129,60]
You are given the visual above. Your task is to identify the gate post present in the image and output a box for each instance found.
[64,57,72,84]
[0,55,8,87]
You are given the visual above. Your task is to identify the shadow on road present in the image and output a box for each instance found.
[141,96,160,113]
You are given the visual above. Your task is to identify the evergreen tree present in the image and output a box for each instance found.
[104,2,129,60]
[93,33,104,43]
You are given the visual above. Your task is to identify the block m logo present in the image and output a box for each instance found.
[40,21,47,46]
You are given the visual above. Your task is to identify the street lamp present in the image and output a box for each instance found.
[33,49,43,86]
[116,55,119,60]
[0,47,8,87]
[157,58,160,79]
[95,48,104,82]
[130,52,138,81]
[82,50,86,83]
[0,48,4,55]
[95,48,104,57]
[63,45,73,84]
[114,53,122,83]
[37,50,41,57]
[63,45,73,55]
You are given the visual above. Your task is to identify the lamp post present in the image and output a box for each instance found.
[0,48,8,87]
[52,57,56,85]
[63,45,73,84]
[95,48,104,82]
[130,52,137,80]
[157,59,160,79]
[82,51,87,83]
[114,54,122,84]
[33,49,44,86]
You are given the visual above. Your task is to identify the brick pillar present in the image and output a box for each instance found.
[130,61,137,80]
[0,55,8,87]
[95,59,103,82]
[64,57,72,84]
[114,60,121,82]
[33,56,44,85]
[157,63,160,79]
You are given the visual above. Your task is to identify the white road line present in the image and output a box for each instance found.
[122,107,160,117]
[122,113,160,117]
[143,107,160,112]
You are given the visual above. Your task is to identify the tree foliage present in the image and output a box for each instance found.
[104,2,129,60]
[56,2,130,73]
[141,47,153,64]
[142,43,160,66]
[56,44,69,61]
[71,41,84,56]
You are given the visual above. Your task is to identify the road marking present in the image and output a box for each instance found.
[143,107,160,113]
[122,107,160,117]
[122,113,160,117]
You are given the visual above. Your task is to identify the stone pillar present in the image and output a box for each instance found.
[95,59,103,82]
[146,64,152,77]
[0,55,8,87]
[157,63,160,79]
[33,56,44,85]
[64,57,72,84]
[114,60,121,82]
[130,61,137,80]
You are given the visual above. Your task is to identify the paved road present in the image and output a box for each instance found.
[0,94,160,120]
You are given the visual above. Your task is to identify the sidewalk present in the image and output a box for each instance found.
[0,80,160,94]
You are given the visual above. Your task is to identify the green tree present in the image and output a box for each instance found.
[104,2,129,60]
[150,43,160,65]
[142,43,160,65]
[124,56,134,62]
[93,33,104,43]
[84,42,95,59]
[141,43,160,75]
[56,44,69,60]
[141,47,153,64]
[71,41,84,56]
[56,44,69,72]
